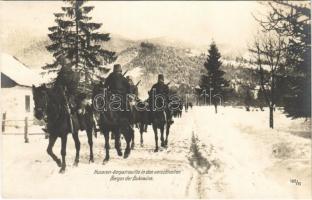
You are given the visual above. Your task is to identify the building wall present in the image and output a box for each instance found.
[1,86,34,128]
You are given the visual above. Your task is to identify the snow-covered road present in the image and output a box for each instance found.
[2,106,311,198]
[192,107,311,198]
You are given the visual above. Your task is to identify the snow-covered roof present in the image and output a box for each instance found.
[0,53,42,87]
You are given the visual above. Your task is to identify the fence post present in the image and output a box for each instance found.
[24,117,29,143]
[2,113,6,133]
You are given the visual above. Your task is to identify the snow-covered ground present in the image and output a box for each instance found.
[2,106,311,198]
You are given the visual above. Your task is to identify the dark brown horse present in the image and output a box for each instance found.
[76,102,96,163]
[32,84,81,173]
[151,110,171,152]
[92,84,134,162]
[130,98,149,148]
[172,100,183,118]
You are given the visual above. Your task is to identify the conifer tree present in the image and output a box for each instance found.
[43,0,116,90]
[200,42,229,106]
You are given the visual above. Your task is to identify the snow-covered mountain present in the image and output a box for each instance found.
[1,33,256,95]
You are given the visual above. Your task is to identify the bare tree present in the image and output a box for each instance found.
[249,33,286,128]
[253,1,311,118]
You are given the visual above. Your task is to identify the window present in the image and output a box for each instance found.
[25,95,30,112]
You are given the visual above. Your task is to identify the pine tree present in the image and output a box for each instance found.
[43,12,73,73]
[43,0,117,91]
[200,42,229,106]
[280,3,310,119]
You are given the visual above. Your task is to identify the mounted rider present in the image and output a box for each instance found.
[104,64,131,118]
[102,64,132,152]
[53,57,90,133]
[41,57,80,134]
[148,74,174,125]
[126,76,139,97]
[104,64,130,96]
[126,75,139,109]
[126,75,141,127]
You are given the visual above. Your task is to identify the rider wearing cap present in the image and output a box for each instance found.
[148,74,173,125]
[126,76,139,97]
[104,64,130,96]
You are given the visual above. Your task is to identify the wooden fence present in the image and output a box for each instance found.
[2,113,45,143]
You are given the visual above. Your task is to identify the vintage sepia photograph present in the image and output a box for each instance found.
[0,0,311,199]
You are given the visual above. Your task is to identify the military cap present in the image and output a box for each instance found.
[113,64,122,72]
[158,74,164,81]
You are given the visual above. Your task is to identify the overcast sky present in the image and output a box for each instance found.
[0,1,264,50]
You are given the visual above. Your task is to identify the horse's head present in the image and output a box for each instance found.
[32,84,48,120]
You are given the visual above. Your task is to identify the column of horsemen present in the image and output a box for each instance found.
[32,62,189,173]
[84,63,177,140]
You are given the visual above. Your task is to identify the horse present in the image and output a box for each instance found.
[172,100,183,118]
[130,98,149,148]
[150,108,172,152]
[92,84,134,162]
[184,101,189,112]
[32,84,81,173]
[178,102,183,117]
[189,102,193,109]
[76,100,96,163]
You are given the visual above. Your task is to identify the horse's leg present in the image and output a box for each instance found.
[72,131,80,166]
[160,125,165,147]
[124,126,133,159]
[93,118,97,138]
[103,129,110,162]
[111,132,115,140]
[59,134,67,173]
[113,128,122,157]
[165,124,170,147]
[130,124,135,150]
[139,123,144,147]
[87,128,94,163]
[144,123,147,132]
[153,124,159,152]
[46,135,61,167]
